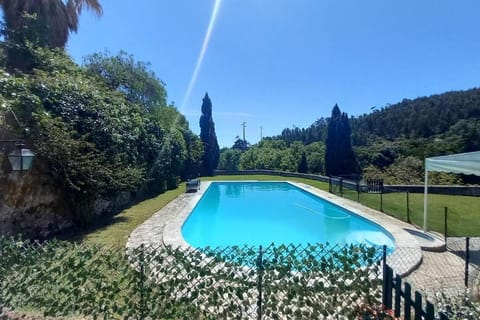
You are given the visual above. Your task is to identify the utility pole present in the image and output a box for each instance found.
[260,126,263,140]
[241,122,247,141]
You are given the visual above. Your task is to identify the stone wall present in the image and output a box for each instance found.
[0,161,134,239]
[0,168,73,239]
[386,185,480,196]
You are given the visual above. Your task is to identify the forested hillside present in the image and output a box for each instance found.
[219,88,480,184]
[352,88,480,143]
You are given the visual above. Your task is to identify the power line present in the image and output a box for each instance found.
[241,122,247,141]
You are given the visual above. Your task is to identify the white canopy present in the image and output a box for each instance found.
[423,151,480,231]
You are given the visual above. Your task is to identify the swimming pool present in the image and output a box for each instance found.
[181,181,395,249]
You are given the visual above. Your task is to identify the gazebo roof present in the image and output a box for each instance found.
[425,151,480,176]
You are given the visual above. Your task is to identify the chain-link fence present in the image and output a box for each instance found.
[328,177,480,301]
[445,237,480,298]
[0,238,385,319]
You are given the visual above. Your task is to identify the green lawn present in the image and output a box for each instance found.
[64,182,186,247]
[70,175,479,247]
[341,188,480,237]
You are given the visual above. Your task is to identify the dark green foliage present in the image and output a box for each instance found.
[199,93,219,176]
[350,89,480,182]
[182,129,204,179]
[298,152,308,173]
[325,104,358,176]
[232,137,249,151]
[83,50,168,113]
[0,44,202,222]
[0,0,102,48]
[0,237,383,319]
[270,118,328,145]
[261,88,480,183]
[351,88,480,140]
[0,48,146,197]
[305,142,325,174]
[1,14,48,72]
[226,140,324,174]
[0,0,102,71]
[218,148,242,170]
[238,140,298,172]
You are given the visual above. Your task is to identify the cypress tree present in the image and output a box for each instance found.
[298,152,308,173]
[325,104,358,176]
[199,92,220,176]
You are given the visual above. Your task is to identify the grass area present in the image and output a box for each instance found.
[341,189,480,236]
[64,174,479,247]
[63,182,186,247]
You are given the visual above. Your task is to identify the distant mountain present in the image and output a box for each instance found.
[350,87,480,144]
[268,87,480,149]
[258,87,480,183]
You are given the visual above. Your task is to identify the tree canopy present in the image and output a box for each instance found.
[83,51,168,113]
[0,0,102,72]
[199,93,219,176]
[325,104,358,177]
[0,1,207,232]
[256,88,480,184]
[0,0,102,48]
[0,43,202,223]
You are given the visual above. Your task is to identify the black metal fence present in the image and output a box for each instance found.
[383,264,445,320]
[328,176,479,238]
[329,177,480,297]
[446,237,480,292]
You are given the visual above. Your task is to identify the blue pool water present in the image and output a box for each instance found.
[181,182,395,249]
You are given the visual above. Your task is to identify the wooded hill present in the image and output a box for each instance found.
[220,88,480,184]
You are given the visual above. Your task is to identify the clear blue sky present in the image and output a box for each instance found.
[68,0,480,148]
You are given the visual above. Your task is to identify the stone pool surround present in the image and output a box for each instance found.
[129,180,425,277]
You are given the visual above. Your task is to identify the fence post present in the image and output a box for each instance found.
[0,257,3,317]
[257,245,264,320]
[382,246,392,308]
[394,275,401,318]
[404,283,412,320]
[139,244,146,320]
[328,177,332,193]
[380,192,383,212]
[406,192,410,223]
[444,207,448,240]
[356,180,360,202]
[465,237,470,288]
[426,301,435,320]
[384,266,393,309]
[0,240,3,314]
[339,178,343,196]
[414,291,422,320]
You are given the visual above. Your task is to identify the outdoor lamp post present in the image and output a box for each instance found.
[7,144,34,171]
[5,142,35,171]
[0,106,35,171]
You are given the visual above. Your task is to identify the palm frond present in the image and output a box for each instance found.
[0,0,102,48]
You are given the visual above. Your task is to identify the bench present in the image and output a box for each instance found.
[186,179,201,192]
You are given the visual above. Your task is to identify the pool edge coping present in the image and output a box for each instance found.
[159,180,422,277]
